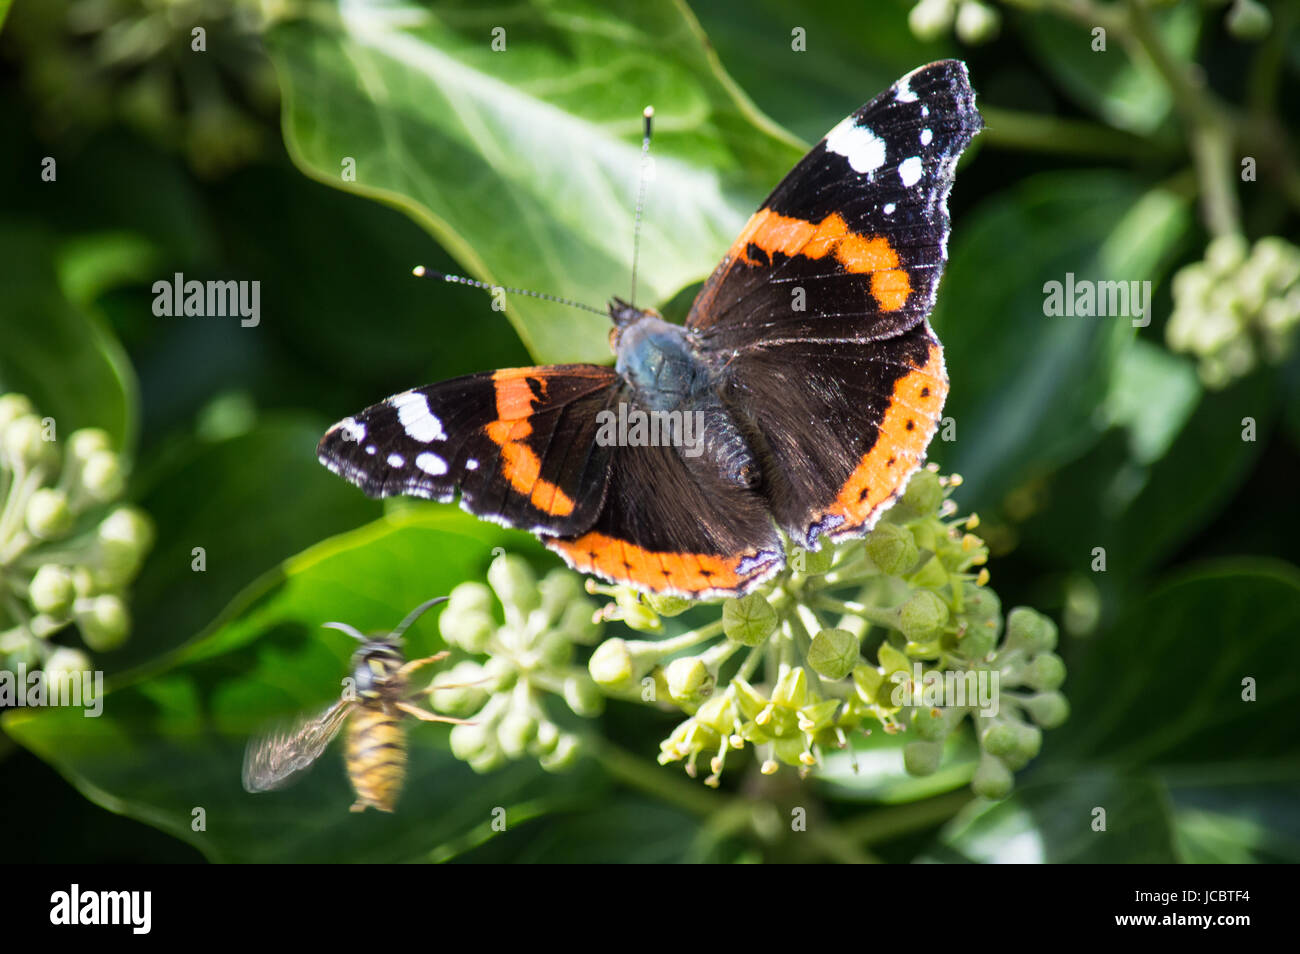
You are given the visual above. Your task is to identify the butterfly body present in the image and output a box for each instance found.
[319,61,983,599]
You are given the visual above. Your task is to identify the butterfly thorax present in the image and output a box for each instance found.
[611,305,760,489]
[350,641,407,704]
[613,311,711,410]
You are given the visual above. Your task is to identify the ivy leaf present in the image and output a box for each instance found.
[3,508,586,863]
[267,0,804,364]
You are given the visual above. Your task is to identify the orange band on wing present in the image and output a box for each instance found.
[728,209,912,311]
[486,370,576,517]
[547,532,778,596]
[824,341,948,532]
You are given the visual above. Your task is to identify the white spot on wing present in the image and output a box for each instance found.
[389,390,447,443]
[416,451,448,476]
[896,78,918,104]
[465,458,479,470]
[387,453,405,468]
[921,128,933,146]
[824,116,887,174]
[899,156,923,188]
[365,445,377,456]
[338,417,365,442]
[883,203,896,215]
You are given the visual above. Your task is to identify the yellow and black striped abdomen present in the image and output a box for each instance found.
[345,705,406,813]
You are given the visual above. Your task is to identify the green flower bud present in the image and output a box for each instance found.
[95,506,154,583]
[972,751,1014,800]
[429,661,489,717]
[588,638,637,690]
[558,599,602,644]
[440,582,496,652]
[25,488,74,540]
[614,589,662,632]
[450,722,492,762]
[807,627,859,680]
[539,732,582,772]
[909,0,955,42]
[911,703,956,741]
[66,428,112,464]
[1226,0,1271,40]
[955,1,1000,45]
[899,469,943,518]
[1021,652,1066,691]
[70,567,97,598]
[0,394,35,431]
[1021,691,1070,729]
[665,655,713,702]
[469,749,508,774]
[535,631,572,670]
[45,647,93,683]
[487,553,540,613]
[899,590,949,641]
[695,694,738,734]
[76,594,130,651]
[865,523,919,576]
[903,739,944,776]
[497,709,537,759]
[81,450,125,501]
[982,719,1041,768]
[563,673,604,717]
[538,569,582,621]
[1206,233,1248,275]
[533,719,560,756]
[29,565,76,617]
[722,593,777,646]
[646,593,692,617]
[1004,607,1057,654]
[4,415,58,472]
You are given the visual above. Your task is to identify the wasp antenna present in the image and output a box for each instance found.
[411,266,606,317]
[388,595,450,642]
[630,105,655,307]
[322,621,368,642]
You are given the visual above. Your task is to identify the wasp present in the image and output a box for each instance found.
[242,596,472,813]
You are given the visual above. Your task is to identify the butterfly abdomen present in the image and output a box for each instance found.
[345,704,406,813]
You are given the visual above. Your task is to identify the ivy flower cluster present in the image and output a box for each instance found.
[436,467,1067,800]
[432,555,605,774]
[1167,234,1300,389]
[0,394,154,676]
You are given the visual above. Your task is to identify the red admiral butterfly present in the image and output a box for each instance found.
[319,60,982,598]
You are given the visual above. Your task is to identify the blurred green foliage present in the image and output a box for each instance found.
[1,0,1298,863]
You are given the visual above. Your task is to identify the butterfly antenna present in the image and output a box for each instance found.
[388,595,450,642]
[630,105,654,306]
[412,266,606,317]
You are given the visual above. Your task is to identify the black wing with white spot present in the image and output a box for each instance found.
[687,58,982,344]
[318,365,620,537]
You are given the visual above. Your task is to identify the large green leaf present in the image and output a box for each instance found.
[106,415,380,672]
[3,508,588,863]
[1018,364,1273,580]
[928,173,1190,508]
[0,226,137,450]
[267,0,804,364]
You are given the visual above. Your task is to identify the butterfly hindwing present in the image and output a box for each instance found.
[546,407,784,598]
[318,365,620,537]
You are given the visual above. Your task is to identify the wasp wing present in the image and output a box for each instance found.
[242,698,354,793]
